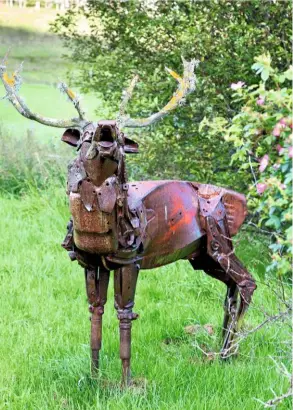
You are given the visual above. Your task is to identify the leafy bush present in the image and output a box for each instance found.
[52,0,291,186]
[200,55,292,276]
[0,125,71,195]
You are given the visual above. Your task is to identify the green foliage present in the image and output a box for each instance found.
[52,0,291,186]
[201,56,292,277]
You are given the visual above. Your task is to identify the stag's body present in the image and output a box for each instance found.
[70,177,246,270]
[1,57,256,386]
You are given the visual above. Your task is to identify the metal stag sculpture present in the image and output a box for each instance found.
[1,58,256,385]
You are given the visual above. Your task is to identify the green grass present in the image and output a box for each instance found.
[0,188,291,410]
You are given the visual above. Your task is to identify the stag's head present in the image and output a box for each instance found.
[0,56,198,187]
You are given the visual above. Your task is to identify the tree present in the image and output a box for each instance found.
[53,0,291,187]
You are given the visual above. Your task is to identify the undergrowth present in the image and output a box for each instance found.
[0,124,71,195]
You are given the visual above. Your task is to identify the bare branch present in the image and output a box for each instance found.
[262,388,293,408]
[255,361,293,408]
[268,356,292,381]
[192,304,291,360]
[249,154,257,185]
[119,57,199,128]
[0,60,88,129]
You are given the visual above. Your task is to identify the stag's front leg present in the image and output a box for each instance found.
[85,267,110,375]
[114,264,139,386]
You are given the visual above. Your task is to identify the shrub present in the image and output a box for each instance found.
[200,55,292,276]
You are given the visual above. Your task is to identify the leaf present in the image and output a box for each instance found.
[265,215,281,230]
[261,68,270,82]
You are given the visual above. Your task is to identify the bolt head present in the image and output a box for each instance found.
[211,240,220,251]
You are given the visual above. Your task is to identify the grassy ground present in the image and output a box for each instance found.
[0,188,291,410]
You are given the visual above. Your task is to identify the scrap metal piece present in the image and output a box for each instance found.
[80,180,97,211]
[97,177,117,213]
[222,191,248,236]
[67,158,87,193]
[205,215,256,305]
[85,267,110,373]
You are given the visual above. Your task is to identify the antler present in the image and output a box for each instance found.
[0,58,88,129]
[117,57,199,128]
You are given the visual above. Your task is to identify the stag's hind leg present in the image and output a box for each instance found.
[205,216,256,358]
[189,256,239,356]
[221,282,240,357]
[85,266,110,375]
[114,264,139,386]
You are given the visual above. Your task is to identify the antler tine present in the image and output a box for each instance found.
[117,74,139,124]
[0,59,88,129]
[119,57,199,128]
[57,81,86,120]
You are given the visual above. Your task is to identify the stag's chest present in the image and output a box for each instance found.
[67,155,119,254]
[69,180,119,254]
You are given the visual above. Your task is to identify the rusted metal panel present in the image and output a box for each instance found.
[126,181,204,269]
[222,191,247,236]
[67,158,87,193]
[97,177,117,214]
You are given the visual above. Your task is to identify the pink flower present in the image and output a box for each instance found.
[288,146,293,158]
[256,97,265,106]
[259,154,269,173]
[276,144,285,155]
[272,121,286,137]
[279,118,287,126]
[256,183,268,194]
[273,163,280,170]
[230,81,245,90]
[273,125,281,137]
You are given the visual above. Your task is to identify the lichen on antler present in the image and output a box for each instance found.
[0,58,88,129]
[118,57,199,128]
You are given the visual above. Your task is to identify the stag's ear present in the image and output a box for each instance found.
[61,129,81,147]
[124,137,139,153]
